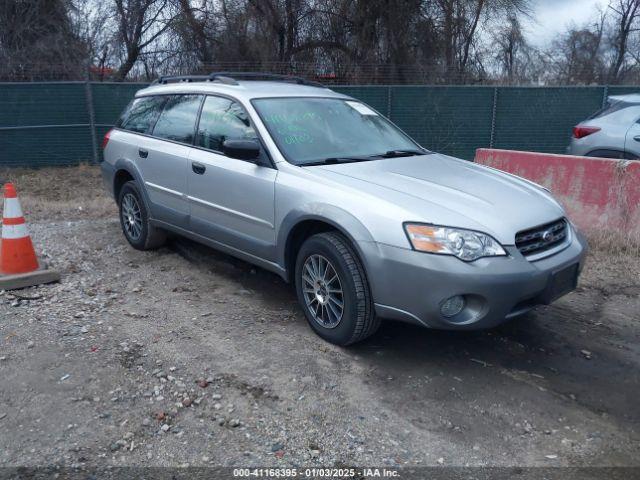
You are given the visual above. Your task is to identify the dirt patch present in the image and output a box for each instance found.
[0,166,638,471]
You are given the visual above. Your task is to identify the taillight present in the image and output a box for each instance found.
[573,126,600,139]
[102,129,113,149]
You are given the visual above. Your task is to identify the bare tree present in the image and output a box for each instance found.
[173,0,218,68]
[71,0,115,79]
[606,0,640,83]
[244,0,351,62]
[540,8,607,86]
[13,0,640,85]
[424,0,529,83]
[113,0,176,80]
[492,15,531,83]
[0,0,86,80]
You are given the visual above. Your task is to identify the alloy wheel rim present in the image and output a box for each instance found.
[121,193,142,241]
[302,254,344,329]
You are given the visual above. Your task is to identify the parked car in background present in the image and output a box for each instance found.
[102,72,588,346]
[567,93,640,159]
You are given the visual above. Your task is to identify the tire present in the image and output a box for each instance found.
[118,180,166,250]
[295,232,379,346]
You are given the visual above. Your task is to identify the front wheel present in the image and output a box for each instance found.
[295,232,379,345]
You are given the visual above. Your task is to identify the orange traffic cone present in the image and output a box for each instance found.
[0,183,60,290]
[1,183,39,274]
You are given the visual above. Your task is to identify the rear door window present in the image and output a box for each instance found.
[587,100,634,120]
[196,96,257,152]
[118,96,166,133]
[152,95,203,144]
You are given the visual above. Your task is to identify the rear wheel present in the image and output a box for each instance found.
[295,232,379,345]
[118,181,166,250]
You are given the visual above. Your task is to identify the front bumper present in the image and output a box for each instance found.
[361,227,588,330]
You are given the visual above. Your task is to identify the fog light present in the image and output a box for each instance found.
[440,295,465,317]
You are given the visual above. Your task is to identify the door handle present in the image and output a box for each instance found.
[192,162,206,175]
[138,149,148,158]
[633,135,640,142]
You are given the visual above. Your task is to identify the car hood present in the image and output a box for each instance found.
[311,154,565,244]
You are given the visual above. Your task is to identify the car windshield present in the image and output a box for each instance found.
[252,97,424,165]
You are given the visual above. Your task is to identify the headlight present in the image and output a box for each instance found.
[404,223,506,261]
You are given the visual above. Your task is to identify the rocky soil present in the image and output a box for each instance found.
[0,167,638,474]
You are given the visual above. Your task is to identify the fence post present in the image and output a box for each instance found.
[84,80,99,164]
[387,86,392,119]
[489,86,498,149]
[602,85,609,108]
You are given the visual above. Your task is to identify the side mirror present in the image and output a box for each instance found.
[222,139,261,162]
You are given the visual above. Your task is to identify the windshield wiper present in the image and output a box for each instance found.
[301,149,430,166]
[301,156,376,166]
[379,149,429,158]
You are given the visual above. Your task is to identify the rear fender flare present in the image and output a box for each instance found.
[113,158,152,213]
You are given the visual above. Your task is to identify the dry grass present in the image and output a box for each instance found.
[0,164,115,221]
[580,230,640,293]
[586,229,640,257]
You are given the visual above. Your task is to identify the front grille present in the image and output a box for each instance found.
[515,218,568,258]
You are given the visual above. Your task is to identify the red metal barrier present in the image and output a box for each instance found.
[474,149,640,236]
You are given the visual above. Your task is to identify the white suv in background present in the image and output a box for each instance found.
[567,94,640,159]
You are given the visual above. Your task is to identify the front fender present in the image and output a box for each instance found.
[277,204,380,277]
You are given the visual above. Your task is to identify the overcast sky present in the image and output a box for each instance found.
[523,0,610,47]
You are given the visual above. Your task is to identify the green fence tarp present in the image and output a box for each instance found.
[0,83,93,166]
[1,82,638,167]
[492,87,605,154]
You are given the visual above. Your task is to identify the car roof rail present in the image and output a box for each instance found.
[151,75,211,85]
[208,72,326,88]
[151,72,326,88]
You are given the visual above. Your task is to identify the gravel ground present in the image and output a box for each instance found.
[0,167,638,472]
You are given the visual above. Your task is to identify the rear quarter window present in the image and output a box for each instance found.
[118,96,166,133]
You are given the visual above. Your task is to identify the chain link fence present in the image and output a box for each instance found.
[1,82,638,167]
[0,61,523,85]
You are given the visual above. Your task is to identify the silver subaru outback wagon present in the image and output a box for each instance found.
[101,73,588,346]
